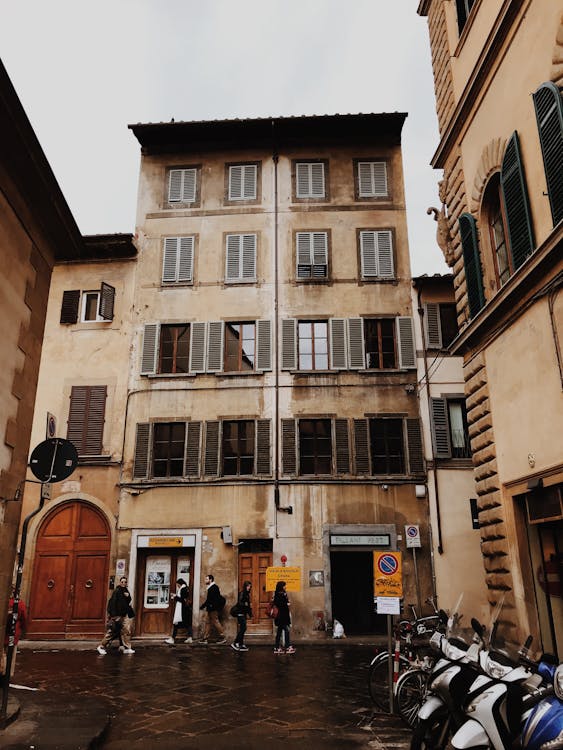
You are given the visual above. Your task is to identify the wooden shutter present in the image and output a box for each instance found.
[184,421,202,477]
[329,319,347,369]
[207,321,224,372]
[256,419,271,475]
[66,386,87,454]
[310,163,325,197]
[60,290,80,324]
[296,162,324,198]
[358,161,387,198]
[312,232,328,277]
[406,418,424,474]
[141,324,159,375]
[459,213,485,319]
[533,82,563,226]
[281,319,297,370]
[377,231,394,278]
[133,423,151,479]
[281,419,297,475]
[168,168,196,203]
[229,165,243,199]
[99,283,115,321]
[501,132,534,270]
[256,319,272,371]
[204,421,220,476]
[241,234,256,279]
[296,232,313,278]
[334,419,350,474]
[424,303,442,348]
[226,234,241,280]
[430,398,452,459]
[189,322,207,373]
[397,317,416,369]
[163,237,194,283]
[359,230,394,278]
[347,318,365,370]
[229,165,257,200]
[353,419,370,474]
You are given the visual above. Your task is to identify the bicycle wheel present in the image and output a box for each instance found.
[367,652,411,710]
[410,709,453,750]
[395,668,428,727]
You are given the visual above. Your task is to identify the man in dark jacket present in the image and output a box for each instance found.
[97,576,135,655]
[199,574,226,644]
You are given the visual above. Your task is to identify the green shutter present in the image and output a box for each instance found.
[459,213,484,319]
[500,132,535,270]
[533,82,563,226]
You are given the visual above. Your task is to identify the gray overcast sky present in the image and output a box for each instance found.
[1,0,448,276]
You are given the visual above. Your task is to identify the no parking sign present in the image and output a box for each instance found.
[405,524,421,548]
[373,551,403,598]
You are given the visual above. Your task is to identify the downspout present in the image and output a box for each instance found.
[272,120,281,530]
[417,288,444,555]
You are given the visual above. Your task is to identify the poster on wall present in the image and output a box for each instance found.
[144,556,171,608]
[177,557,191,586]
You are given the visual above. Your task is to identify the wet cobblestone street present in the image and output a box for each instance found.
[13,642,412,749]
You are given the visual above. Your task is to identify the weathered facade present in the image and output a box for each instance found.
[19,113,436,640]
[418,0,563,656]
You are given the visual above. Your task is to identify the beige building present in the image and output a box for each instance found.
[418,0,563,656]
[20,113,436,641]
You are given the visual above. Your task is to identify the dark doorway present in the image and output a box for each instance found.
[330,550,385,635]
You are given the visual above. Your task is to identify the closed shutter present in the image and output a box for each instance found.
[329,319,347,369]
[296,162,325,198]
[133,423,151,479]
[189,322,207,373]
[358,161,388,198]
[99,283,115,321]
[207,321,224,372]
[242,234,256,279]
[184,421,202,477]
[296,232,313,278]
[397,317,416,369]
[501,132,534,270]
[226,234,241,280]
[406,418,424,474]
[256,319,272,371]
[424,303,442,348]
[84,386,107,454]
[204,421,220,476]
[281,319,297,370]
[353,419,370,474]
[163,237,194,283]
[256,419,271,475]
[229,164,257,200]
[430,398,452,459]
[67,386,94,454]
[334,419,350,474]
[281,419,297,475]
[168,168,196,203]
[313,232,328,277]
[60,290,80,324]
[347,318,365,369]
[310,163,325,197]
[360,230,394,278]
[226,234,256,281]
[141,324,159,375]
[459,213,485,319]
[533,82,563,226]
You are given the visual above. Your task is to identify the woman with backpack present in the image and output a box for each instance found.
[273,580,295,654]
[231,580,252,651]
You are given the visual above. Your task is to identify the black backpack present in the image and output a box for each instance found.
[217,594,226,611]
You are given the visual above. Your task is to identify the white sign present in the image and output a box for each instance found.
[331,534,390,546]
[116,559,126,576]
[405,525,421,548]
[376,596,401,615]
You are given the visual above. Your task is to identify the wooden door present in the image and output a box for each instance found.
[136,550,194,636]
[28,502,110,639]
[239,551,272,632]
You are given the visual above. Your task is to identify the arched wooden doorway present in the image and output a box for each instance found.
[27,501,111,639]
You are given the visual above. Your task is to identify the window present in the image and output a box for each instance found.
[459,213,485,319]
[533,82,563,227]
[295,161,326,199]
[168,168,197,204]
[431,397,471,459]
[159,324,190,374]
[369,418,405,474]
[357,161,388,198]
[483,174,512,287]
[455,0,476,34]
[66,385,107,456]
[359,230,394,279]
[364,319,396,368]
[424,303,458,348]
[296,232,328,279]
[299,419,332,475]
[225,233,257,282]
[228,164,258,201]
[162,237,194,283]
[298,321,329,370]
[60,283,115,324]
[152,423,186,478]
[222,420,255,476]
[224,322,255,372]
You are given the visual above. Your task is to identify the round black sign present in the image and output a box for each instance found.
[29,438,78,483]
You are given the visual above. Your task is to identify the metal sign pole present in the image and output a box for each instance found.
[387,614,393,714]
[412,547,422,615]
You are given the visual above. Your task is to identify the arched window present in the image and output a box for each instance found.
[533,82,563,226]
[483,173,512,288]
[459,213,485,319]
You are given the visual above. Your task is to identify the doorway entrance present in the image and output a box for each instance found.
[330,550,384,635]
[27,501,111,639]
[238,540,272,633]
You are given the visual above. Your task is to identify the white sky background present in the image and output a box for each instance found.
[0,0,448,276]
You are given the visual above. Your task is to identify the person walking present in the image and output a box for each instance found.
[97,576,135,655]
[231,580,252,652]
[165,577,193,644]
[199,574,226,644]
[273,580,295,654]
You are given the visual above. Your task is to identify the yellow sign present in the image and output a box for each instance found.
[148,536,183,547]
[265,566,301,592]
[373,551,403,598]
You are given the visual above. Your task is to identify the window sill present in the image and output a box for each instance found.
[216,370,264,377]
[77,455,113,465]
[224,279,257,285]
[161,282,193,288]
[146,373,197,379]
[358,368,404,374]
[290,370,338,376]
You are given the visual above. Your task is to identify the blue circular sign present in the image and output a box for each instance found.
[377,553,399,576]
